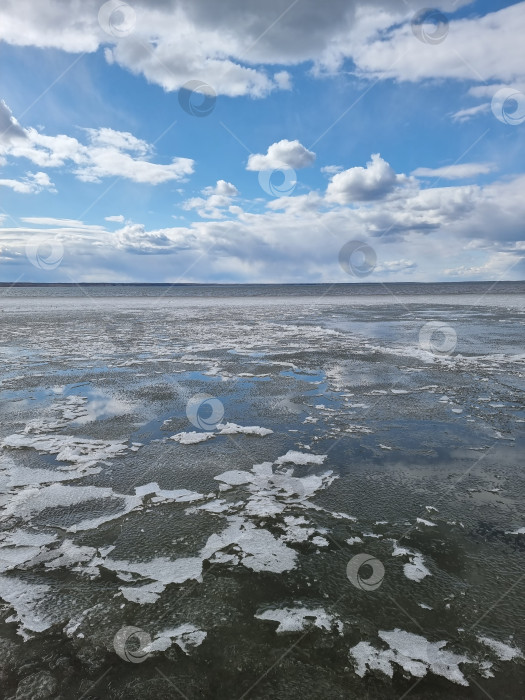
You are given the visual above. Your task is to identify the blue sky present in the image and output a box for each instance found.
[0,0,524,282]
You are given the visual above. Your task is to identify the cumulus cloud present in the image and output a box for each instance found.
[203,180,238,197]
[2,170,524,282]
[105,215,125,223]
[183,179,239,218]
[247,139,316,171]
[116,223,195,254]
[0,171,55,194]
[348,3,525,84]
[0,100,27,143]
[412,163,496,180]
[0,0,521,112]
[325,153,400,204]
[0,104,194,186]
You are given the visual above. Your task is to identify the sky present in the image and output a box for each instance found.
[0,0,524,283]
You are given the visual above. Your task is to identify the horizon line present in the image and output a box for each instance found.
[0,280,523,287]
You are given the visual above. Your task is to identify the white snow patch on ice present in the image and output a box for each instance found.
[216,423,273,436]
[255,606,341,634]
[392,541,431,582]
[417,518,436,527]
[146,624,207,654]
[2,433,129,469]
[0,575,54,638]
[275,450,327,465]
[477,636,523,661]
[350,628,472,686]
[170,431,214,445]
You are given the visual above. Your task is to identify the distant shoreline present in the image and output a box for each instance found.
[0,281,523,287]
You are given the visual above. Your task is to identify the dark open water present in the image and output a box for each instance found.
[0,280,524,297]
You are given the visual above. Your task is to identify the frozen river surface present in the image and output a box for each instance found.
[0,290,524,699]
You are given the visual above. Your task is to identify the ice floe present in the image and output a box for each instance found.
[0,483,143,534]
[275,450,327,465]
[171,431,215,444]
[216,422,273,436]
[255,606,342,634]
[0,576,54,639]
[171,422,273,444]
[350,628,473,686]
[145,624,207,654]
[392,541,431,582]
[109,459,337,602]
[2,433,130,470]
[477,636,523,661]
[346,536,363,545]
[416,517,436,527]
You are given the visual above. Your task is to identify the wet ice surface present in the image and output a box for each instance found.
[0,293,524,699]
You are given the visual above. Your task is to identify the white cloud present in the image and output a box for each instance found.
[0,100,27,143]
[274,71,292,90]
[75,145,193,185]
[84,127,150,155]
[374,259,417,273]
[412,163,496,180]
[321,165,343,176]
[0,0,521,108]
[247,139,316,171]
[0,171,55,194]
[202,180,238,197]
[116,222,195,254]
[0,104,194,186]
[325,153,400,204]
[105,214,125,222]
[21,217,99,228]
[451,103,491,122]
[2,170,524,282]
[183,179,239,218]
[348,3,525,85]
